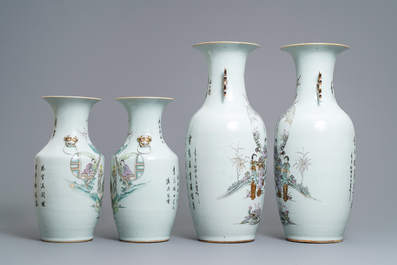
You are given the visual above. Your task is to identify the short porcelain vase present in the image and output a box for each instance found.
[111,97,179,242]
[186,42,267,243]
[34,96,105,243]
[274,43,356,243]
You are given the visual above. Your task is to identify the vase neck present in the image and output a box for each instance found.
[117,98,172,144]
[282,44,349,105]
[194,42,259,106]
[43,97,100,142]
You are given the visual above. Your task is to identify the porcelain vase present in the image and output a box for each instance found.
[111,97,179,242]
[186,42,267,243]
[34,96,104,243]
[274,43,356,243]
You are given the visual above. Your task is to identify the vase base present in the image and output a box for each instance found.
[198,238,254,244]
[286,238,343,244]
[41,238,93,243]
[119,238,169,243]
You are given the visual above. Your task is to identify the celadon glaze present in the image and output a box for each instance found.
[186,42,267,243]
[274,43,356,243]
[34,96,104,243]
[111,97,179,242]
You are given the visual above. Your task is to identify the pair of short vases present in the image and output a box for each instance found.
[35,42,356,244]
[35,96,178,243]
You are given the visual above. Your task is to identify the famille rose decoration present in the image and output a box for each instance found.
[186,42,267,243]
[274,43,356,243]
[34,96,104,242]
[111,97,179,242]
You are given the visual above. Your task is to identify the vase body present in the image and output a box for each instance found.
[274,43,356,243]
[34,96,104,242]
[111,97,179,242]
[186,42,267,243]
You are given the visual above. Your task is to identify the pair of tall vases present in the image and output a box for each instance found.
[35,41,355,244]
[35,96,178,242]
[185,41,355,244]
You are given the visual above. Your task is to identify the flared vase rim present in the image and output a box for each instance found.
[193,41,260,48]
[116,96,174,100]
[42,95,101,100]
[280,43,350,50]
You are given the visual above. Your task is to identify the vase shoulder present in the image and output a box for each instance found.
[277,103,354,133]
[189,103,265,132]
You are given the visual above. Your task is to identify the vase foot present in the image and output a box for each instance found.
[198,238,254,244]
[286,238,343,244]
[119,238,169,243]
[41,238,93,243]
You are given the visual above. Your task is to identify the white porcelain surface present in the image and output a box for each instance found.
[111,97,179,242]
[274,43,356,243]
[34,96,104,242]
[186,42,267,243]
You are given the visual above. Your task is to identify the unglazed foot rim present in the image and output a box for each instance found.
[286,238,343,244]
[198,239,255,244]
[41,238,93,243]
[119,239,169,243]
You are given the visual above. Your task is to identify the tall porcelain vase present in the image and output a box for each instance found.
[34,96,104,242]
[274,43,356,243]
[111,97,179,242]
[186,42,267,243]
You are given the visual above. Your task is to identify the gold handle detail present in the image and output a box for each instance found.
[317,72,322,104]
[64,135,78,147]
[223,68,227,98]
[137,135,152,154]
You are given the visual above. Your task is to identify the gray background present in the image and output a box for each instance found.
[0,1,395,264]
